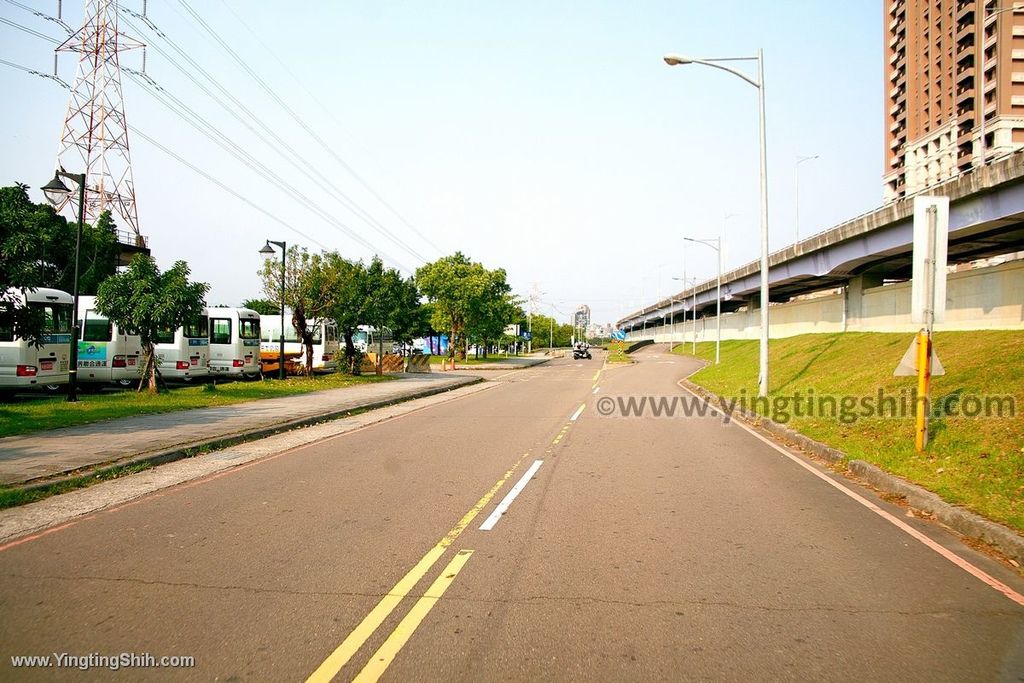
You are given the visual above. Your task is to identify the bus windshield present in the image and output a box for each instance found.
[210,318,231,345]
[82,314,112,342]
[32,302,72,334]
[239,319,260,340]
[184,316,208,339]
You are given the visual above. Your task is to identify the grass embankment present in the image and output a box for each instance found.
[673,331,1024,532]
[0,373,392,439]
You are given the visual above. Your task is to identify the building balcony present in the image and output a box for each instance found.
[956,23,975,44]
[956,86,976,106]
[956,3,975,23]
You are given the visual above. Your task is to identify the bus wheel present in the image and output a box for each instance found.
[115,379,135,388]
[42,383,64,394]
[242,371,262,382]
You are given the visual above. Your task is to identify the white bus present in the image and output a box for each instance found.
[259,314,339,373]
[154,310,211,382]
[0,288,73,390]
[75,295,144,387]
[353,325,396,355]
[207,307,261,379]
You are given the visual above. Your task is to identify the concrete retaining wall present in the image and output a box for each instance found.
[634,260,1024,343]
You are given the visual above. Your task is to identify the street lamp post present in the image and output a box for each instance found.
[684,237,722,364]
[795,154,818,242]
[664,50,770,397]
[671,275,698,355]
[259,240,287,380]
[41,169,86,402]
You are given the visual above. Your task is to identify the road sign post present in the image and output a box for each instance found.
[899,196,949,451]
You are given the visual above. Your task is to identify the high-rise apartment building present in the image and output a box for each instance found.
[884,0,1024,200]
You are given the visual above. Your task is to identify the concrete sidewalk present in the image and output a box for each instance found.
[0,373,480,487]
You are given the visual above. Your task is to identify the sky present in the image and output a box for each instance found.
[0,1,882,326]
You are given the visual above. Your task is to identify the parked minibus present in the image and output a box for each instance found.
[260,314,339,372]
[154,310,210,382]
[75,295,143,387]
[208,307,261,379]
[353,325,396,355]
[0,288,73,390]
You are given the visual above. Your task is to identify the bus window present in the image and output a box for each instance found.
[155,327,176,344]
[0,303,12,342]
[34,302,72,333]
[210,318,231,344]
[83,315,113,342]
[184,316,208,338]
[239,319,259,339]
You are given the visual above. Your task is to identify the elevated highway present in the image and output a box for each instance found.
[618,152,1024,332]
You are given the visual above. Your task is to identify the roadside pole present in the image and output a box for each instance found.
[896,196,948,452]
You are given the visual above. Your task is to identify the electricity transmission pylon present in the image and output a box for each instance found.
[51,0,145,240]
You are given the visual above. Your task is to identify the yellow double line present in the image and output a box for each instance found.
[306,452,533,683]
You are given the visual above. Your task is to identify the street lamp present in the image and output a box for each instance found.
[672,276,698,355]
[259,240,287,380]
[684,237,722,364]
[795,154,818,242]
[664,50,771,397]
[41,169,86,402]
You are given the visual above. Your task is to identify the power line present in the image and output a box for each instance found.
[0,55,67,86]
[1,56,328,253]
[120,66,413,272]
[1,0,71,34]
[118,7,429,266]
[175,0,444,257]
[0,16,60,43]
[217,0,446,258]
[129,127,330,251]
[9,19,413,269]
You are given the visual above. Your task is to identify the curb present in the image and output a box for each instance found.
[435,358,551,372]
[679,377,1024,566]
[10,376,484,495]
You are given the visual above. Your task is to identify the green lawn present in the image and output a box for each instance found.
[0,373,393,439]
[673,331,1024,533]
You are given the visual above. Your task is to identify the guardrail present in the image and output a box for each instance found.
[114,229,149,249]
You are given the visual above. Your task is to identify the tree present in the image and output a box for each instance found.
[1,184,123,344]
[416,252,495,361]
[59,211,120,296]
[241,298,281,316]
[259,246,333,374]
[319,253,367,373]
[360,257,423,374]
[96,255,209,392]
[0,184,66,344]
[465,269,518,358]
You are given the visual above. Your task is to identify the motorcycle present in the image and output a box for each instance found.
[572,345,592,360]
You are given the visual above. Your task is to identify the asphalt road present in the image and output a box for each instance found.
[1,347,1022,681]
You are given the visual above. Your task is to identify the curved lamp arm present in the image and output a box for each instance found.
[663,54,760,89]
